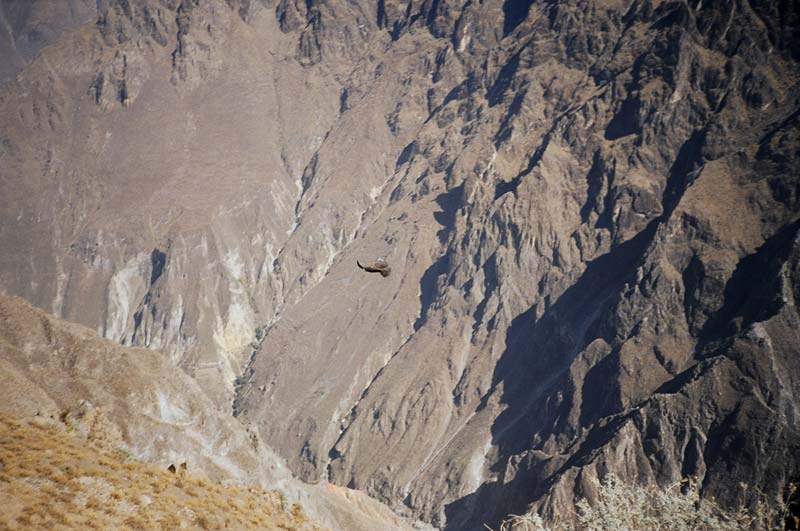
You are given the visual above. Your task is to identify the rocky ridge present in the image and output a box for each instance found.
[0,411,316,530]
[0,294,416,531]
[0,0,799,529]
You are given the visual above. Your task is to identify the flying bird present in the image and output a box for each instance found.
[357,258,391,277]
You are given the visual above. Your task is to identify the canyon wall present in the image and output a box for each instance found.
[1,0,798,528]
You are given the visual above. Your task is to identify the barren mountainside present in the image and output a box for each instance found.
[0,411,316,530]
[1,0,799,529]
[0,294,418,530]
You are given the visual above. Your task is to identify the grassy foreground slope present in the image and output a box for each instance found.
[0,413,317,530]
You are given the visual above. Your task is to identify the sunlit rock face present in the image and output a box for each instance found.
[0,294,419,531]
[1,0,799,529]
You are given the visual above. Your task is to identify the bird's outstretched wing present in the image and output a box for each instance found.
[357,260,391,277]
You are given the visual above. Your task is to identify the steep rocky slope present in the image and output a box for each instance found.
[0,294,416,531]
[0,0,97,84]
[0,412,316,530]
[1,0,799,529]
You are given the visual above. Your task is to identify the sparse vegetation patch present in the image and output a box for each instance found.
[0,412,317,530]
[492,474,796,531]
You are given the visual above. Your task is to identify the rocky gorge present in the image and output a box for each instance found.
[1,0,799,529]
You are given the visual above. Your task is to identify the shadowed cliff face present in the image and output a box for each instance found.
[1,0,799,529]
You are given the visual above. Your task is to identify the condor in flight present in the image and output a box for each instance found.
[357,259,391,277]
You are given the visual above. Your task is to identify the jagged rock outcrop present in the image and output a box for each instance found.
[0,293,289,484]
[0,0,346,407]
[1,0,799,529]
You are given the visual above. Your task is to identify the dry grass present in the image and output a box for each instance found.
[0,412,318,530]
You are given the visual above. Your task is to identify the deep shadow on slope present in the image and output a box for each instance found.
[444,217,800,531]
[488,126,708,456]
[697,219,800,348]
[502,0,534,37]
[442,220,657,531]
[414,185,463,331]
[442,127,710,529]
